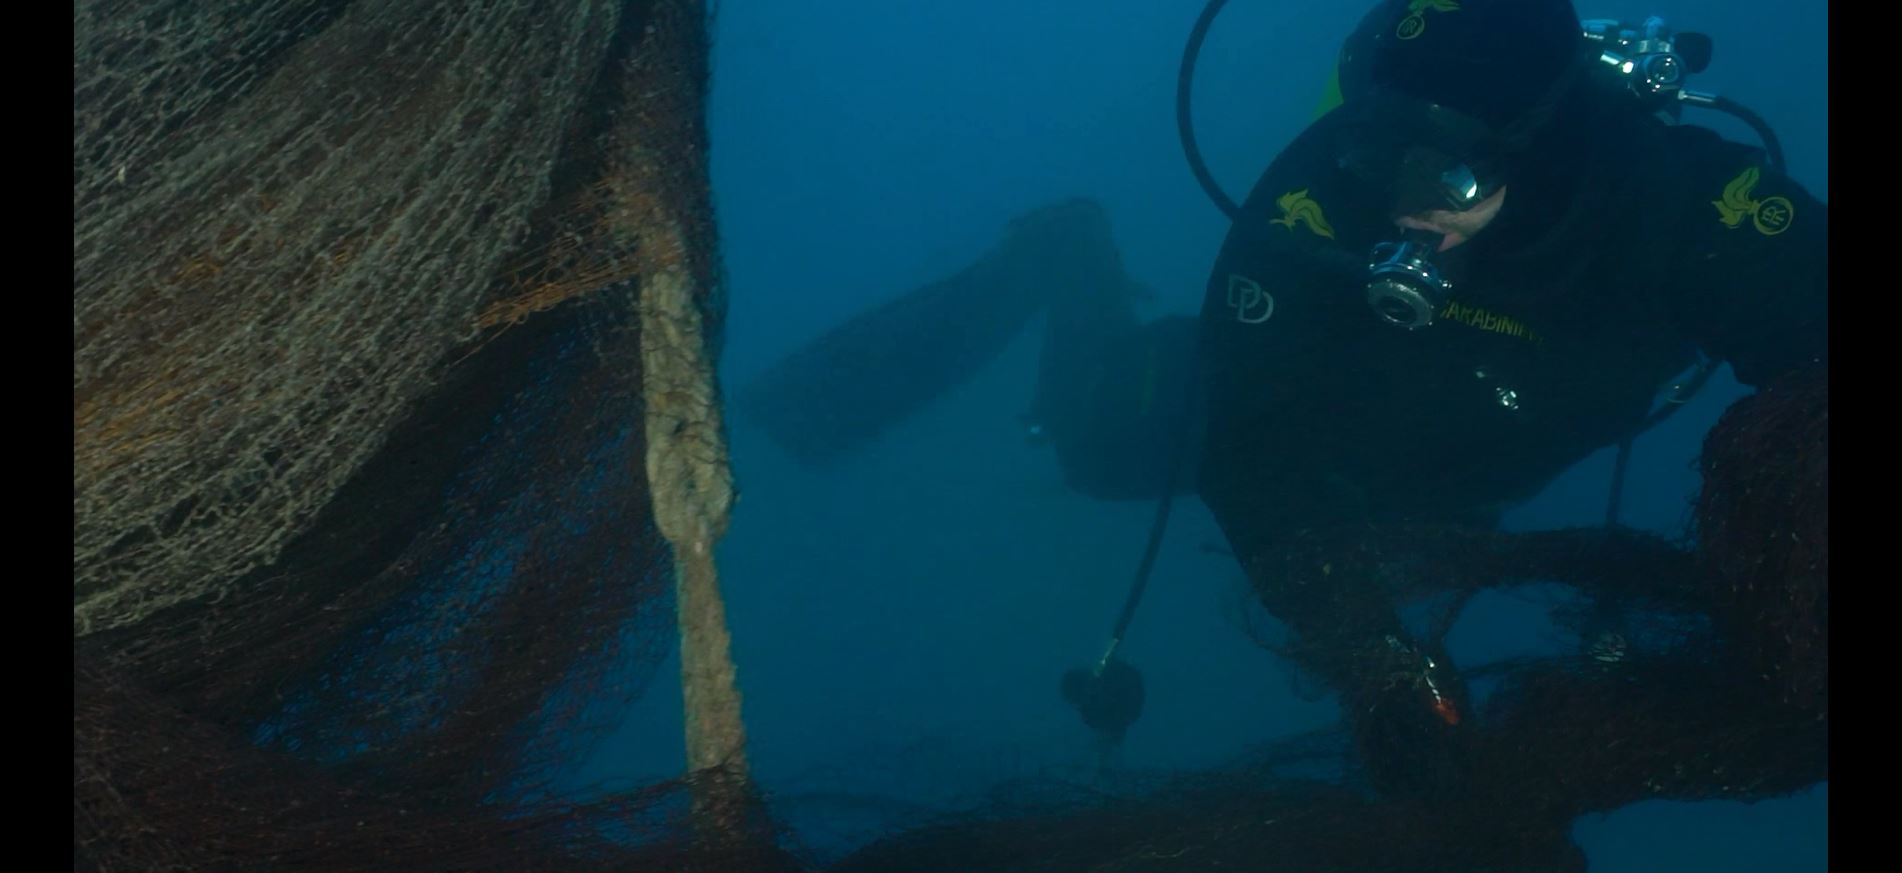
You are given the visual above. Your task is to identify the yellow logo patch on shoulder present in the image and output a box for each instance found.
[1713,166,1795,236]
[1398,0,1459,40]
[1270,189,1335,240]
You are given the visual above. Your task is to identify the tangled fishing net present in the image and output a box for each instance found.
[824,361,1828,871]
[73,0,1826,867]
[75,1,786,869]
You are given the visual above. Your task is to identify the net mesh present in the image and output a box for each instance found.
[74,1,792,869]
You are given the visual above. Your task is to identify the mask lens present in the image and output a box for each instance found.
[1392,146,1489,215]
[1333,96,1502,217]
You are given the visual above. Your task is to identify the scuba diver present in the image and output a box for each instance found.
[740,0,1825,791]
[1030,0,1826,791]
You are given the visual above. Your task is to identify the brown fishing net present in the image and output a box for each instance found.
[1696,362,1828,716]
[75,1,788,869]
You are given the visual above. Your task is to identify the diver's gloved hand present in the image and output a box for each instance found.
[1348,635,1472,797]
[1061,658,1145,743]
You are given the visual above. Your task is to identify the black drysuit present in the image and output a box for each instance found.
[1033,93,1826,782]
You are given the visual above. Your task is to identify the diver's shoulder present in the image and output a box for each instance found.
[1656,120,1733,148]
[1596,115,1791,214]
[1652,120,1776,170]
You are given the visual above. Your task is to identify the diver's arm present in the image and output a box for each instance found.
[1190,114,1475,760]
[1665,129,1827,389]
[1192,111,1386,559]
